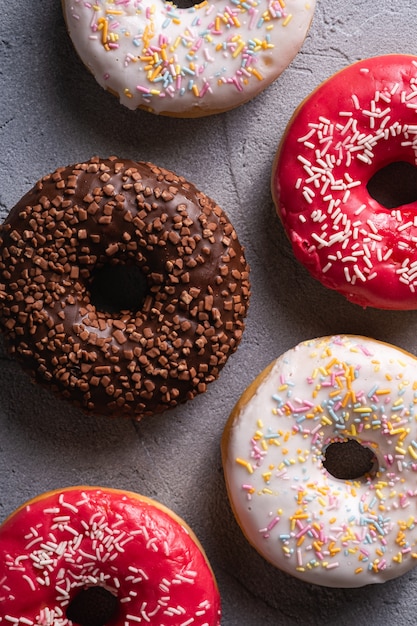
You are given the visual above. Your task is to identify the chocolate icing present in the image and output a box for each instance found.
[0,157,250,418]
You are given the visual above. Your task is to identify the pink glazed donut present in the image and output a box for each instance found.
[0,486,221,625]
[272,54,417,310]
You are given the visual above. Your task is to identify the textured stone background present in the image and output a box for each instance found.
[1,1,417,624]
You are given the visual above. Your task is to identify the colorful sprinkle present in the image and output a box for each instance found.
[224,336,417,587]
[64,0,316,115]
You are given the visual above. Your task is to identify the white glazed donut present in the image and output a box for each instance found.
[222,335,417,587]
[62,0,316,117]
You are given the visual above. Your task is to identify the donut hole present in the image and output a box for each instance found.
[366,161,417,209]
[168,0,204,8]
[66,586,119,626]
[88,263,149,314]
[322,438,378,480]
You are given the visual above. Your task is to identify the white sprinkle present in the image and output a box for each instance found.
[363,255,373,269]
[380,115,391,129]
[165,606,186,616]
[342,190,350,203]
[357,153,372,164]
[367,232,383,241]
[366,220,379,234]
[63,524,80,537]
[347,180,361,189]
[311,233,328,247]
[344,266,351,282]
[61,501,79,514]
[379,91,391,104]
[353,265,367,282]
[22,573,36,591]
[297,155,312,166]
[303,140,316,150]
[298,128,316,143]
[302,190,314,204]
[398,221,413,232]
[175,571,197,583]
[354,204,367,215]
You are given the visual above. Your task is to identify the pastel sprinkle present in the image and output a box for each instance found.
[226,335,417,587]
[64,0,316,115]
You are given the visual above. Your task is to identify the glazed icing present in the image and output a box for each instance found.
[0,157,250,419]
[272,54,417,309]
[62,0,315,116]
[222,336,417,587]
[0,487,221,625]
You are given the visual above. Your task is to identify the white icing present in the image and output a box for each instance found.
[62,0,315,116]
[223,335,417,587]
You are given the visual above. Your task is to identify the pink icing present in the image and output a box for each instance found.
[272,54,417,310]
[0,487,221,625]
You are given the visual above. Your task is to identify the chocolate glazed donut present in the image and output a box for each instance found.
[0,157,250,418]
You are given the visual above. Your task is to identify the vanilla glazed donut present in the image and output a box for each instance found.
[62,0,316,118]
[272,54,417,310]
[222,335,417,587]
[0,156,250,418]
[0,486,221,625]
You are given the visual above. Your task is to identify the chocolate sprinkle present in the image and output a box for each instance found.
[0,157,250,418]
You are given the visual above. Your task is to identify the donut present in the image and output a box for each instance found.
[62,0,316,118]
[221,335,417,587]
[272,53,417,310]
[0,486,221,624]
[0,156,250,418]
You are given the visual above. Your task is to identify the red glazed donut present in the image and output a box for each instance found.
[0,486,221,624]
[272,54,417,310]
[0,157,250,418]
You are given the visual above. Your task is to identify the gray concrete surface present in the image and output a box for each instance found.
[1,1,417,624]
